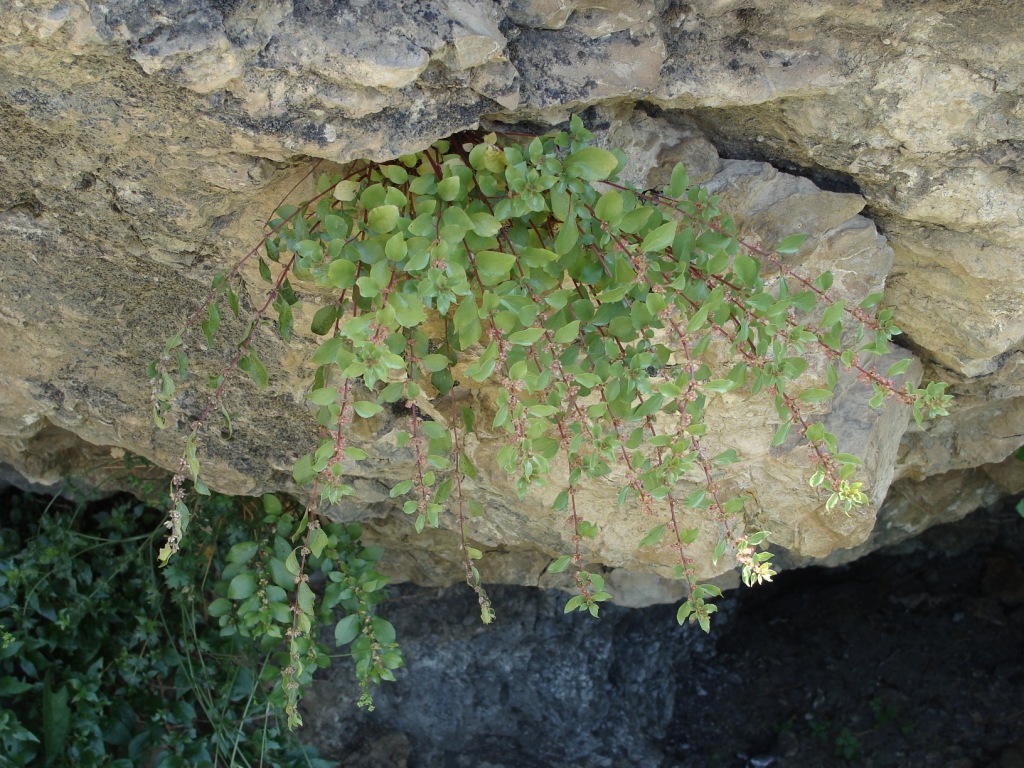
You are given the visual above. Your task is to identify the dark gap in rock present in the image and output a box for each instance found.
[641,103,863,196]
[304,496,1024,767]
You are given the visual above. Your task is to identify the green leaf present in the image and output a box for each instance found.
[437,176,461,201]
[228,572,257,600]
[704,379,736,394]
[733,252,760,286]
[564,147,619,181]
[263,494,282,516]
[311,336,344,366]
[333,179,361,201]
[712,538,728,566]
[821,300,845,329]
[619,206,654,234]
[465,341,498,381]
[43,678,70,765]
[554,320,580,344]
[334,614,360,646]
[640,221,676,253]
[520,247,559,268]
[368,205,400,233]
[507,327,544,346]
[309,387,337,406]
[385,232,408,261]
[389,292,426,328]
[328,258,357,289]
[409,213,436,237]
[547,555,572,574]
[371,617,397,645]
[859,292,884,309]
[390,479,414,497]
[311,304,339,335]
[775,233,809,254]
[202,303,220,347]
[679,528,699,545]
[294,239,323,262]
[297,581,315,614]
[238,354,268,390]
[886,358,912,377]
[476,250,517,285]
[470,211,502,237]
[771,421,792,447]
[799,388,834,404]
[345,446,369,460]
[595,190,623,223]
[686,304,710,333]
[639,524,666,548]
[554,220,579,255]
[669,162,690,197]
[713,448,739,466]
[381,164,409,184]
[227,541,259,564]
[207,597,232,618]
[353,401,383,418]
[684,488,707,508]
[309,527,329,559]
[528,404,559,417]
[421,353,450,372]
[292,455,315,486]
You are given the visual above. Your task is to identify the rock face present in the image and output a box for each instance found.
[1,0,1022,602]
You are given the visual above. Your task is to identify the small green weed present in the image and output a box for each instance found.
[0,485,372,766]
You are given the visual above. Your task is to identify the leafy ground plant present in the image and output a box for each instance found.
[0,485,343,766]
[150,116,951,720]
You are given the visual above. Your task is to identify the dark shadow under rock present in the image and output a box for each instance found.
[302,498,1024,768]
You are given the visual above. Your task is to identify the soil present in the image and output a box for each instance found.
[302,497,1024,768]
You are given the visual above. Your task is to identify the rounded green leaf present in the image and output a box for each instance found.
[328,258,356,289]
[640,221,677,253]
[547,555,572,574]
[389,479,414,498]
[553,319,580,344]
[595,190,623,223]
[437,176,461,201]
[353,400,383,418]
[309,387,338,406]
[421,353,451,372]
[333,180,361,202]
[385,232,407,261]
[334,614,361,646]
[554,220,578,255]
[371,617,397,645]
[564,147,619,181]
[368,205,400,233]
[381,165,408,184]
[775,233,809,254]
[475,250,516,285]
[311,304,340,335]
[207,597,233,617]
[226,541,259,564]
[470,211,501,237]
[227,572,257,600]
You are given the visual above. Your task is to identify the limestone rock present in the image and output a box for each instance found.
[1,0,1022,604]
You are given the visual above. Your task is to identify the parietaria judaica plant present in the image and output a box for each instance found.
[149,116,952,722]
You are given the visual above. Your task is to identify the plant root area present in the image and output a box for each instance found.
[303,498,1024,768]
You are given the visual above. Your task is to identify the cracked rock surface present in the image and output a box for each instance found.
[1,0,1022,599]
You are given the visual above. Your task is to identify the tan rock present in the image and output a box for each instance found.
[1,0,1022,605]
